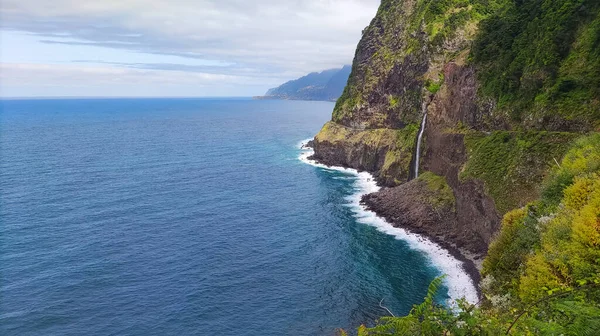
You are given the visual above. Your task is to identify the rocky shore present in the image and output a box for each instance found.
[307,146,483,295]
[361,183,483,289]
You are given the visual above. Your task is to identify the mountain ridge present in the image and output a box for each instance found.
[257,65,351,102]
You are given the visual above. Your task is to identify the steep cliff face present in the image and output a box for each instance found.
[313,122,417,186]
[323,1,600,332]
[312,0,501,265]
[312,0,600,270]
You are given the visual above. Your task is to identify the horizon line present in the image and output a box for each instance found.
[0,96,256,100]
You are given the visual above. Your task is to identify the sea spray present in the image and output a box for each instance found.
[298,139,478,305]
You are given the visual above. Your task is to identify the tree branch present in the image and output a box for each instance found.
[379,298,396,317]
[506,283,599,335]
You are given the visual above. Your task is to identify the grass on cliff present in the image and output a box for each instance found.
[332,0,502,126]
[335,0,600,131]
[482,132,600,315]
[424,73,445,94]
[461,130,579,214]
[417,172,455,211]
[471,0,600,130]
[315,122,418,184]
[410,0,503,47]
[346,132,600,336]
[315,121,416,148]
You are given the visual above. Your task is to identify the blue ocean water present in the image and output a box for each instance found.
[1,98,446,336]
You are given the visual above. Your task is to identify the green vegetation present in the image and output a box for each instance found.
[343,133,600,335]
[334,0,600,130]
[409,0,501,47]
[326,0,600,334]
[482,207,536,300]
[461,131,579,214]
[333,0,502,126]
[472,0,600,130]
[315,121,416,148]
[381,124,419,184]
[424,74,444,94]
[542,134,600,206]
[388,95,399,108]
[417,172,455,211]
[338,277,500,336]
[484,134,600,301]
[315,122,418,184]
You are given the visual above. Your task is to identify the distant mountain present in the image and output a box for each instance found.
[258,65,351,102]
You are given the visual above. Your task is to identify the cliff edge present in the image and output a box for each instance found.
[311,0,600,277]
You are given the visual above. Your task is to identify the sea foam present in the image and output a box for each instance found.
[298,139,478,305]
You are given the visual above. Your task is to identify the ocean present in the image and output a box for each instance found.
[0,98,474,335]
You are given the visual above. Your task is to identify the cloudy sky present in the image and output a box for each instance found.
[0,0,379,97]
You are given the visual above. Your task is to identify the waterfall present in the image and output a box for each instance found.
[413,112,427,178]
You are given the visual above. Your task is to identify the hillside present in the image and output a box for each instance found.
[309,0,600,334]
[259,65,351,102]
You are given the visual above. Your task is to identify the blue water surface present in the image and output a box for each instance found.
[0,98,441,335]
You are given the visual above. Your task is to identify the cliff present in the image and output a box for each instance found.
[313,0,499,268]
[313,0,600,326]
[312,0,599,267]
[258,65,351,102]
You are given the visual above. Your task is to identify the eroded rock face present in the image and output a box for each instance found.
[312,1,491,184]
[310,0,502,275]
[427,62,502,131]
[332,0,426,130]
[357,118,502,269]
[422,62,503,254]
[362,178,487,278]
[311,139,393,182]
[310,122,416,186]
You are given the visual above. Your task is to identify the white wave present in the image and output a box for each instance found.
[298,138,478,305]
[297,138,315,150]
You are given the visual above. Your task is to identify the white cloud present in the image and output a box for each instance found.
[1,0,379,74]
[0,62,281,97]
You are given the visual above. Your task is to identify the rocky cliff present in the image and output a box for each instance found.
[311,0,600,274]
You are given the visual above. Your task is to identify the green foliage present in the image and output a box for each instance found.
[333,0,501,126]
[410,0,492,47]
[471,0,600,129]
[315,122,418,185]
[520,173,600,301]
[481,207,539,300]
[356,277,461,336]
[417,172,455,211]
[388,95,399,108]
[353,275,600,335]
[542,133,600,207]
[349,132,600,335]
[480,133,600,301]
[462,131,578,214]
[425,73,445,94]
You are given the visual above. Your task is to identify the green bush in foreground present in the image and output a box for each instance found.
[343,133,600,335]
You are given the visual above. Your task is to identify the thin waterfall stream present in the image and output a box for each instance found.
[413,112,427,178]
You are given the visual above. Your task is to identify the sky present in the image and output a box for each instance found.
[0,0,380,97]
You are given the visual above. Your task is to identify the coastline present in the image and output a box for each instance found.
[298,139,479,304]
[252,96,337,102]
[361,209,483,298]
